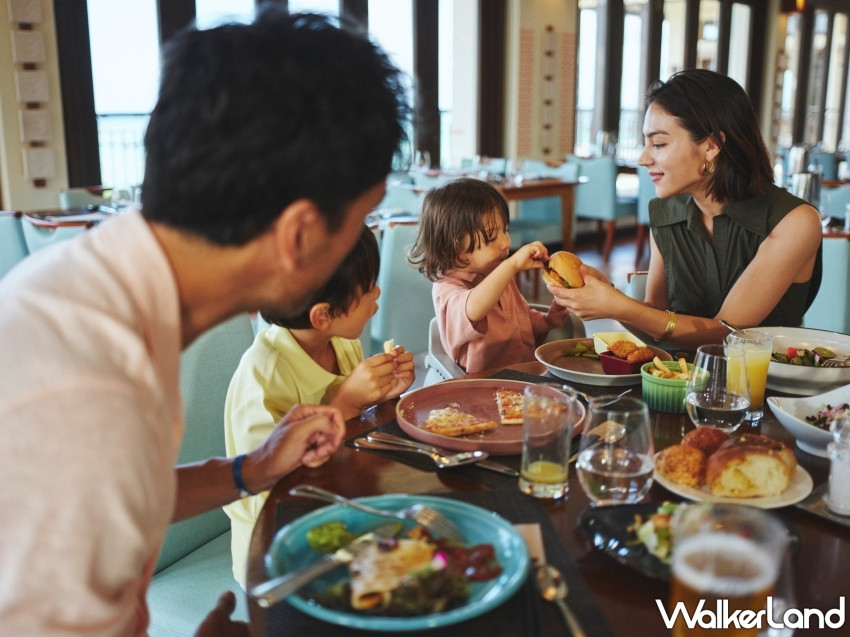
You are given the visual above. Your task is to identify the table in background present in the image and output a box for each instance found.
[496,178,579,251]
[246,362,845,637]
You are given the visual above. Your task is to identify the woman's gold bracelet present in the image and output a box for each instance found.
[659,310,677,342]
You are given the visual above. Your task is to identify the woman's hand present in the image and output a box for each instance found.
[547,270,623,321]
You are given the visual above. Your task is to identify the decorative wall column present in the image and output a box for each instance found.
[0,0,68,210]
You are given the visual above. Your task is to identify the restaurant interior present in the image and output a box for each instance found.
[1,1,850,636]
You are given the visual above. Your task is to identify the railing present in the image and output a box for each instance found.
[96,113,148,188]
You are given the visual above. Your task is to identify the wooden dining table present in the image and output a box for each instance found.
[245,362,847,637]
[496,178,580,252]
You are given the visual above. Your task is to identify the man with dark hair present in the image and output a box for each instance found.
[0,8,408,636]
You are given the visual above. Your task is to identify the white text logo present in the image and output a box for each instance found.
[656,596,845,631]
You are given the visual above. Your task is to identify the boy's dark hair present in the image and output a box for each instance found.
[645,69,773,203]
[142,8,409,245]
[408,178,510,281]
[261,225,379,329]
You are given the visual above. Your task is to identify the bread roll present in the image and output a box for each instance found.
[655,444,707,488]
[541,251,584,288]
[705,434,797,498]
[682,428,729,457]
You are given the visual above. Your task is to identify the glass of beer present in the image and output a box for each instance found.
[725,330,773,423]
[669,503,791,637]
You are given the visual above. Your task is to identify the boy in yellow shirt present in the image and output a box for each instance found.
[223,226,415,584]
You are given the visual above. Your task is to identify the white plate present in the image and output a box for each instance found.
[761,326,850,395]
[653,463,814,509]
[767,384,850,457]
[535,338,671,387]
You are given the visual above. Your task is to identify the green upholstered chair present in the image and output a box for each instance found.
[147,314,254,636]
[509,160,579,249]
[0,211,28,280]
[571,155,638,263]
[634,165,656,267]
[370,222,434,355]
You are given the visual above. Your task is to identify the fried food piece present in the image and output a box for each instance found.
[625,346,655,364]
[681,428,729,456]
[655,444,707,488]
[608,340,638,359]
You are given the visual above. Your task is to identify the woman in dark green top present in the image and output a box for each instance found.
[549,69,822,348]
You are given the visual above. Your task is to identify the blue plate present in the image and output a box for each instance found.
[265,494,529,631]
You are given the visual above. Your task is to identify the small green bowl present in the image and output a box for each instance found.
[640,361,692,413]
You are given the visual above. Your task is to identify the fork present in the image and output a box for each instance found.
[288,484,465,542]
[822,356,850,368]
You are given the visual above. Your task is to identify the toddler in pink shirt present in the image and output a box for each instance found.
[408,178,572,373]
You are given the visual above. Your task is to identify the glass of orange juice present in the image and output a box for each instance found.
[725,330,773,422]
[519,384,577,499]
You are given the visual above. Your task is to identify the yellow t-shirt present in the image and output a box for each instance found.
[222,325,363,584]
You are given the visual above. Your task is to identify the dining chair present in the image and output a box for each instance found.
[809,151,837,181]
[634,165,655,267]
[370,222,435,355]
[423,306,587,385]
[0,211,29,280]
[570,155,638,263]
[377,183,425,214]
[59,186,109,209]
[803,237,850,334]
[509,160,579,249]
[21,216,91,253]
[147,314,255,635]
[820,183,850,219]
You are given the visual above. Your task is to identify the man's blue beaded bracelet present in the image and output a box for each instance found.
[232,454,252,498]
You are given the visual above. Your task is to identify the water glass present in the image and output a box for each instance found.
[669,503,792,637]
[685,344,750,433]
[576,395,654,506]
[725,330,773,422]
[519,384,577,500]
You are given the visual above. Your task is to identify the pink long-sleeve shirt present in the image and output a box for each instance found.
[433,269,551,373]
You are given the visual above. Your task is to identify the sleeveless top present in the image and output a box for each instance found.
[650,185,822,327]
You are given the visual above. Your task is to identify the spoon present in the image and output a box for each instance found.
[352,438,487,468]
[536,564,587,637]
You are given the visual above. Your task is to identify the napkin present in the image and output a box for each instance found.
[266,487,614,637]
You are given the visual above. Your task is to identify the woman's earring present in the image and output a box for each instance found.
[701,160,716,176]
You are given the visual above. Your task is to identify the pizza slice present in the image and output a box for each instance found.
[494,389,524,425]
[421,406,498,437]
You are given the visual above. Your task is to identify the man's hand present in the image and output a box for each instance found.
[194,591,249,637]
[246,404,346,492]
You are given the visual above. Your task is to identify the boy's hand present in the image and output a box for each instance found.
[383,345,416,399]
[510,241,548,272]
[332,347,414,417]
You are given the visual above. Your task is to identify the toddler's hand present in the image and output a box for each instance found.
[544,299,572,328]
[511,241,548,272]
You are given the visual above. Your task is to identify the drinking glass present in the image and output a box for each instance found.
[669,503,792,637]
[576,395,654,506]
[685,344,750,433]
[519,384,577,500]
[724,330,773,423]
[413,150,431,172]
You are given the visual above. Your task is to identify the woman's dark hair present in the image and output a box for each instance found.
[262,225,379,329]
[408,178,510,281]
[645,69,774,202]
[142,8,409,245]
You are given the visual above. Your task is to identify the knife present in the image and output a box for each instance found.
[249,522,399,608]
[366,432,519,477]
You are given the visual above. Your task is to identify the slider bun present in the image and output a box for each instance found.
[541,251,585,288]
[682,428,729,456]
[705,434,797,498]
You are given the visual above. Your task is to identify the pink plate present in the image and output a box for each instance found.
[396,378,586,455]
